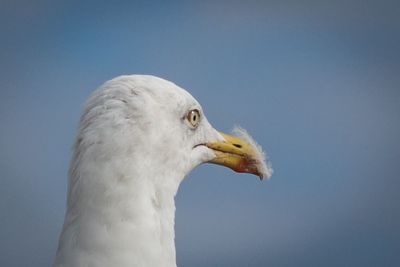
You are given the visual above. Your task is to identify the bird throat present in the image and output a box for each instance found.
[55,162,182,267]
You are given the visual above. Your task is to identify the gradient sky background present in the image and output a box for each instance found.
[1,1,399,266]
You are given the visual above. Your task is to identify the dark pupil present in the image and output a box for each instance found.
[193,114,197,121]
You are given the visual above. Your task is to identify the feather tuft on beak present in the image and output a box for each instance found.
[206,126,273,180]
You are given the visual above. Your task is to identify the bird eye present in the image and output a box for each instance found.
[186,109,201,128]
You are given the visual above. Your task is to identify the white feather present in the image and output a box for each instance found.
[232,126,273,180]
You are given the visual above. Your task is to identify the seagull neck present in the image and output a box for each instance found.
[55,160,184,267]
[125,171,181,267]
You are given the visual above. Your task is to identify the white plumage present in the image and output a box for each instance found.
[54,75,271,267]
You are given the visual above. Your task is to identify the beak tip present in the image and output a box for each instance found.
[255,164,273,181]
[257,172,266,181]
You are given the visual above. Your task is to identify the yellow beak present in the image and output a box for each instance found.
[206,132,266,180]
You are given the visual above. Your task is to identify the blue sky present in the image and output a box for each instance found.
[0,1,399,266]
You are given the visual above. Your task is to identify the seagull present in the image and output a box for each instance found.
[54,75,272,267]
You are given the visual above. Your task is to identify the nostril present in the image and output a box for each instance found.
[233,143,242,148]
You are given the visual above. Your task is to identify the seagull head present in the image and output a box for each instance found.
[77,75,271,187]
